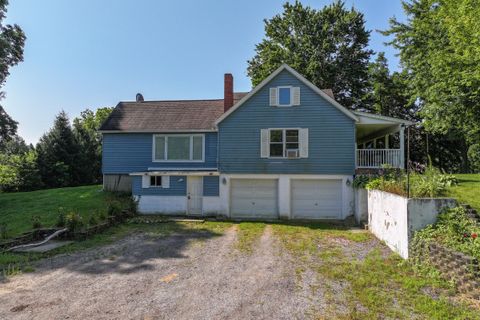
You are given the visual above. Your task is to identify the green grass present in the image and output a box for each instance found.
[447,174,480,211]
[235,222,266,252]
[272,223,479,319]
[0,185,110,238]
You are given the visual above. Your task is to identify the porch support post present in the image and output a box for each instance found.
[385,135,389,149]
[399,125,405,169]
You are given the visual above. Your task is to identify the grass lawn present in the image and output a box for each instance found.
[447,174,480,211]
[0,185,111,239]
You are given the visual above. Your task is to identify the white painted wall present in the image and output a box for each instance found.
[368,190,456,258]
[354,188,368,224]
[203,196,221,215]
[368,190,409,258]
[137,195,187,214]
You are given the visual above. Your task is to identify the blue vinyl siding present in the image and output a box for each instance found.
[102,132,217,174]
[203,176,219,196]
[132,175,186,196]
[218,69,356,174]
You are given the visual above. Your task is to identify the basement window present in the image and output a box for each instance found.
[150,175,162,187]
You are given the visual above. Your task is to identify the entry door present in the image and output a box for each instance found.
[187,176,203,215]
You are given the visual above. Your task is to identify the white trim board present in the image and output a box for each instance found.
[215,64,359,125]
[130,171,219,176]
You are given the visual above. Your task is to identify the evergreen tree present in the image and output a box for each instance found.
[247,1,373,109]
[36,111,79,187]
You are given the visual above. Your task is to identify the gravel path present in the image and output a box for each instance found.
[0,225,330,320]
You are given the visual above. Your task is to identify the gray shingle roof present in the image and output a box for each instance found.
[100,93,248,132]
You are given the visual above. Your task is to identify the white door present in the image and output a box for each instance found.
[291,179,343,219]
[187,176,203,215]
[230,179,278,219]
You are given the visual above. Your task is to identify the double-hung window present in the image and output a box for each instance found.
[269,129,299,158]
[278,87,292,106]
[150,175,162,187]
[153,134,204,162]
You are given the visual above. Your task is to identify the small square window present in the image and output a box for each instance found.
[278,87,291,106]
[150,176,162,187]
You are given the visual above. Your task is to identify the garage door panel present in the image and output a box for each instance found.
[291,179,342,219]
[230,179,278,219]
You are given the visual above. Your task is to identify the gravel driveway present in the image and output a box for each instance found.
[0,224,372,319]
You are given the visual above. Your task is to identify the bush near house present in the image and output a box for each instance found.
[360,165,457,198]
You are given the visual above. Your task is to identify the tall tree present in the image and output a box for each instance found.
[0,0,25,146]
[72,107,113,184]
[384,0,480,172]
[36,111,79,188]
[247,1,373,109]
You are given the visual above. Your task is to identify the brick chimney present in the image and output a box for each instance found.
[224,73,234,112]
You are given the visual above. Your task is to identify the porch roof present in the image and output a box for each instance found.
[354,111,414,144]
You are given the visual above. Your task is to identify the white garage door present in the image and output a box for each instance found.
[230,179,278,219]
[291,179,343,219]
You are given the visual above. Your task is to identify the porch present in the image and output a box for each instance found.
[354,111,413,169]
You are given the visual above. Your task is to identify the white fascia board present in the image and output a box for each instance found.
[215,64,359,125]
[354,111,415,126]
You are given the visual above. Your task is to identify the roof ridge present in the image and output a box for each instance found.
[120,98,224,104]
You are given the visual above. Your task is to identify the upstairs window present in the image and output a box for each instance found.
[153,134,204,162]
[269,129,299,158]
[278,87,292,106]
[269,86,300,106]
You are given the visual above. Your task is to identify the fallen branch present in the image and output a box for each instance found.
[7,228,69,252]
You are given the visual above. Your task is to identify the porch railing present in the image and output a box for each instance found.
[356,149,402,168]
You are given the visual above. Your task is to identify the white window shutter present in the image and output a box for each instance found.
[292,87,300,106]
[142,175,150,188]
[260,129,269,158]
[269,88,278,106]
[299,129,309,158]
[162,176,170,188]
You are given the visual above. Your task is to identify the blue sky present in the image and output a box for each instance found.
[3,0,405,144]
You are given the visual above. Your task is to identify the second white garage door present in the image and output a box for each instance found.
[230,179,278,219]
[291,179,343,219]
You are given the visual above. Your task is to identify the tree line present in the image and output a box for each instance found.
[1,0,479,193]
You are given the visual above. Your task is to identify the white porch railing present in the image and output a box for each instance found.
[356,149,402,168]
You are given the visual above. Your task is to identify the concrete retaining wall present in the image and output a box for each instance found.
[368,189,456,258]
[354,188,368,224]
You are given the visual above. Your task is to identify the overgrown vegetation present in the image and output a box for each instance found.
[413,207,480,261]
[361,165,458,198]
[272,223,478,319]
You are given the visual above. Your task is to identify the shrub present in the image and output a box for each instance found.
[88,215,98,226]
[126,196,138,216]
[468,143,480,173]
[366,164,456,198]
[64,212,84,232]
[107,201,123,218]
[412,207,480,261]
[56,207,66,227]
[352,175,374,189]
[31,216,42,229]
[0,224,8,239]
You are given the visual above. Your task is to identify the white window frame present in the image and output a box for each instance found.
[276,86,293,107]
[149,175,163,187]
[152,134,205,163]
[268,128,300,159]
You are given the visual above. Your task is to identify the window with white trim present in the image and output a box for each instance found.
[269,129,299,158]
[153,134,204,162]
[150,175,162,187]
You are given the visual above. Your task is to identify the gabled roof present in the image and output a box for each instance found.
[99,93,247,132]
[215,64,359,125]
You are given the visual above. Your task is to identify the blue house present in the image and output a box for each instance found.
[100,64,412,220]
